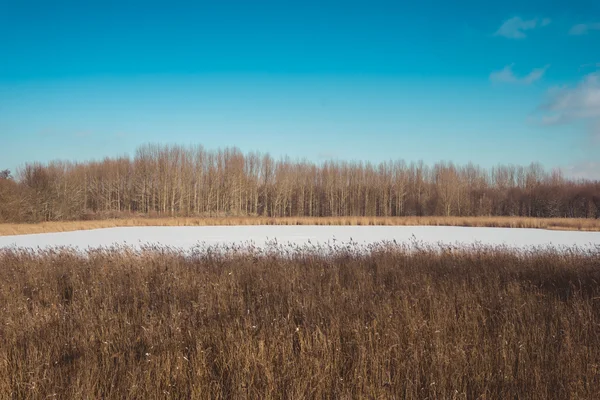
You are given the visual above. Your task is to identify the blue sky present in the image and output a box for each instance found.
[1,0,600,178]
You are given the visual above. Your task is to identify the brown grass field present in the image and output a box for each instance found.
[0,245,599,399]
[1,215,600,236]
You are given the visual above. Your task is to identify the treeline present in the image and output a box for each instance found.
[1,144,599,222]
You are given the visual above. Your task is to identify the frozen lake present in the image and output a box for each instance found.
[0,225,599,251]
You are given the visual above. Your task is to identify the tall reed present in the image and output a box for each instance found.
[0,245,599,399]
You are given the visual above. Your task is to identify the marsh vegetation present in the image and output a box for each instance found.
[1,244,599,399]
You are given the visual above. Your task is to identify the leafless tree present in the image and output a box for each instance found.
[2,143,599,222]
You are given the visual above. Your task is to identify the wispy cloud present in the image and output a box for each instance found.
[538,72,600,141]
[569,23,600,35]
[593,120,600,142]
[317,152,337,160]
[540,73,600,122]
[561,161,600,180]
[579,62,600,71]
[73,131,93,139]
[490,64,549,85]
[37,128,57,138]
[494,17,551,39]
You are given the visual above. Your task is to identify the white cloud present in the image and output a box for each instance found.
[591,119,600,142]
[73,131,93,139]
[541,73,600,122]
[579,62,600,71]
[538,73,600,141]
[540,114,564,125]
[490,64,549,84]
[317,152,337,160]
[495,17,550,39]
[561,161,600,180]
[569,23,600,35]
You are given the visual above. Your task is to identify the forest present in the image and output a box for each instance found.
[1,143,599,223]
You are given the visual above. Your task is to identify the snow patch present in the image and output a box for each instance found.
[0,226,598,253]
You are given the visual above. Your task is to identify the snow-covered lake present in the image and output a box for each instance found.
[0,226,599,252]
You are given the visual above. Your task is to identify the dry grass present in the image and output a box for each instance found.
[1,216,600,236]
[1,245,599,399]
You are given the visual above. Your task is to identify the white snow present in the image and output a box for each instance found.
[0,225,599,252]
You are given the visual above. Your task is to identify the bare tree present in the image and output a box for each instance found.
[2,143,599,222]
